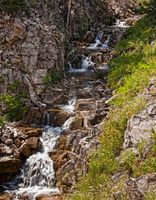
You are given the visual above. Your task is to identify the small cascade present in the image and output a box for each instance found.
[3,113,76,200]
[62,117,75,130]
[58,97,76,113]
[68,56,94,73]
[114,19,129,28]
[43,111,51,125]
[81,56,94,69]
[87,32,111,50]
[67,31,111,77]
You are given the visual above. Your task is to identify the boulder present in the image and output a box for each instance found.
[76,99,96,111]
[123,100,156,150]
[0,157,21,174]
[18,127,42,138]
[0,193,13,200]
[26,137,41,150]
[19,143,32,157]
[47,109,72,127]
[70,116,83,130]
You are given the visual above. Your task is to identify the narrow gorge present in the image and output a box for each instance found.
[0,1,156,200]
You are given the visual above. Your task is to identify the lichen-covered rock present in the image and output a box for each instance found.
[126,173,156,200]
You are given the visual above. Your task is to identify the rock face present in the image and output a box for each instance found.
[0,125,42,183]
[0,14,64,95]
[127,173,156,200]
[123,79,156,155]
[110,79,156,200]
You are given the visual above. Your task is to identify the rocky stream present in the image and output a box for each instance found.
[0,17,140,200]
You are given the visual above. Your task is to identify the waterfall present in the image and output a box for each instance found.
[3,116,76,200]
[87,31,111,50]
[58,97,76,113]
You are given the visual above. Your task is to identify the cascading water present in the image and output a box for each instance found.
[58,97,76,113]
[68,32,111,74]
[3,114,76,200]
[87,31,111,50]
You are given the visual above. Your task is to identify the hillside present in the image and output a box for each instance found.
[0,1,156,200]
[68,7,156,200]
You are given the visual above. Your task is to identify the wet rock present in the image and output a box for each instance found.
[0,193,13,200]
[0,157,21,174]
[81,31,94,43]
[19,143,32,157]
[26,137,40,150]
[70,116,83,130]
[18,127,42,138]
[36,195,63,200]
[47,109,72,127]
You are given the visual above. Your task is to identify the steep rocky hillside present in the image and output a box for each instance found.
[68,9,156,200]
[0,0,136,124]
[1,1,156,200]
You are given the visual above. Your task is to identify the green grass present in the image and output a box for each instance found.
[68,15,156,200]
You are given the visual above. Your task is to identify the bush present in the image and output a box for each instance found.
[0,94,27,121]
[138,0,156,18]
[0,0,28,13]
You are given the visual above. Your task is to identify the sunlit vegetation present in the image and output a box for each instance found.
[68,11,156,200]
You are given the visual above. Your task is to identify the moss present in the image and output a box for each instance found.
[68,15,156,200]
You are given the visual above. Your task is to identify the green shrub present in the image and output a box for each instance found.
[0,94,27,121]
[0,0,28,13]
[139,0,156,18]
[0,115,6,126]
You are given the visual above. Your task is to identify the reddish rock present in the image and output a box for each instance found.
[26,137,40,150]
[19,143,32,157]
[0,157,21,174]
[18,127,42,138]
[0,193,13,200]
[47,109,72,126]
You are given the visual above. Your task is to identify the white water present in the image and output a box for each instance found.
[58,97,76,113]
[114,19,129,28]
[68,32,111,74]
[4,117,75,200]
[87,32,111,50]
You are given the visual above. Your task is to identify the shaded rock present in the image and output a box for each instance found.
[0,157,21,174]
[70,116,83,130]
[81,31,94,43]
